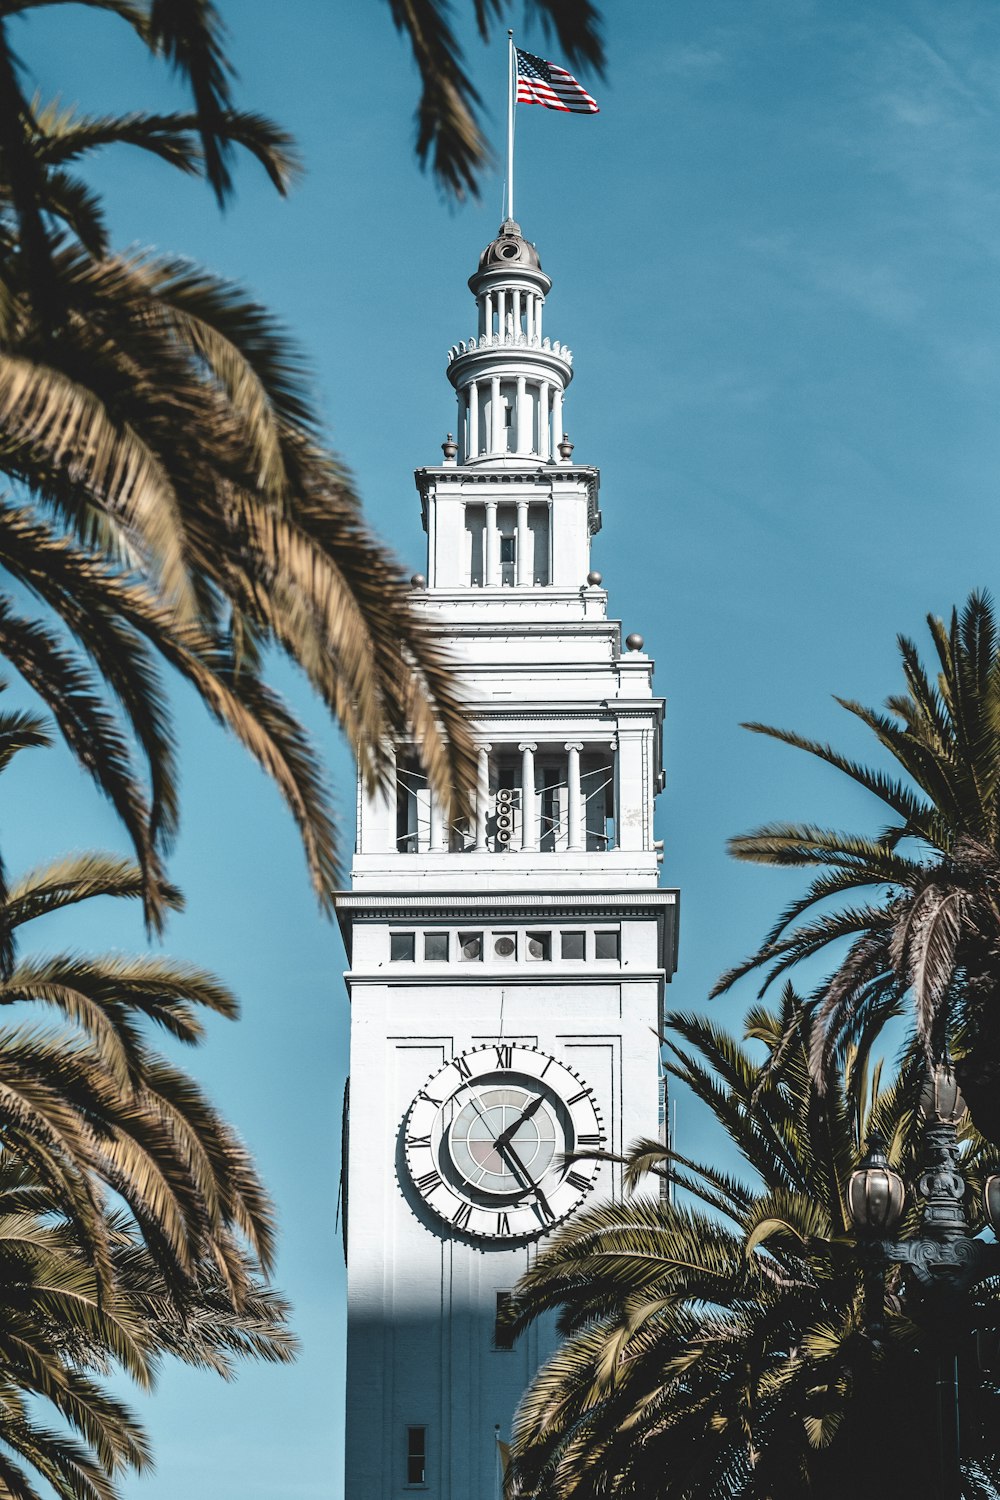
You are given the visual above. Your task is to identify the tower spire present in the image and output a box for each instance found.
[446,222,572,467]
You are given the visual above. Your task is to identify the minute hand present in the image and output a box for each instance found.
[495,1093,545,1150]
[501,1136,556,1221]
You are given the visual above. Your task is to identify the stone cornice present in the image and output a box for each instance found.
[334,888,680,978]
[335,889,677,918]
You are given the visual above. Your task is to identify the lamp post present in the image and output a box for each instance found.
[847,1064,1000,1500]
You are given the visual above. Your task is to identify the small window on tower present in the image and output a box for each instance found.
[500,533,516,587]
[459,932,482,962]
[493,1292,516,1350]
[405,1426,427,1486]
[424,932,449,962]
[561,931,586,961]
[390,933,416,962]
[526,932,551,961]
[594,931,620,961]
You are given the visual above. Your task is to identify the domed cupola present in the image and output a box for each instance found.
[446,221,573,466]
[470,218,546,283]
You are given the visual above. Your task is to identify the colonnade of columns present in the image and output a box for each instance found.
[478,287,543,344]
[476,498,548,588]
[457,377,565,462]
[402,742,606,854]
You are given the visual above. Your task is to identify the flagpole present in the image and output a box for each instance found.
[507,29,515,221]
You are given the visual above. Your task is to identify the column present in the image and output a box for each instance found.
[566,741,584,851]
[526,295,535,342]
[552,386,564,456]
[519,742,537,851]
[483,292,493,337]
[512,289,522,337]
[468,380,479,459]
[490,376,501,454]
[485,500,500,587]
[516,498,530,586]
[536,298,543,342]
[475,744,491,851]
[457,390,465,463]
[516,375,528,455]
[497,290,507,337]
[539,381,551,461]
[429,789,446,852]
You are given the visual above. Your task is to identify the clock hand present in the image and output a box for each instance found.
[460,1092,552,1212]
[495,1093,544,1150]
[499,1137,556,1221]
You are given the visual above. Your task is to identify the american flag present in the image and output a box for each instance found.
[515,48,600,115]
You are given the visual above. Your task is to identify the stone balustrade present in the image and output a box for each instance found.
[447,332,573,365]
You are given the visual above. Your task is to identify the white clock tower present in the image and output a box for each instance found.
[337,219,678,1499]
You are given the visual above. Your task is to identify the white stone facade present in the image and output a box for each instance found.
[338,220,678,1499]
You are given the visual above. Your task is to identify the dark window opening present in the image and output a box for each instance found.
[594,931,620,961]
[540,766,561,852]
[406,1426,427,1486]
[390,932,415,962]
[494,1292,516,1350]
[561,930,586,960]
[500,533,516,587]
[424,932,449,962]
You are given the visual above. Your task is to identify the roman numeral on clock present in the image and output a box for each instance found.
[452,1202,473,1230]
[567,1088,593,1106]
[452,1054,472,1080]
[566,1170,592,1192]
[416,1089,442,1106]
[577,1133,604,1148]
[406,1134,431,1150]
[495,1044,512,1069]
[415,1170,442,1196]
[496,1212,510,1236]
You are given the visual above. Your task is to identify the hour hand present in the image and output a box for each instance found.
[496,1093,544,1149]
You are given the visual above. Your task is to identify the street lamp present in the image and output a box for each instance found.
[846,1063,1000,1500]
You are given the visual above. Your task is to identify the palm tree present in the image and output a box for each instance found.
[0,710,295,1496]
[503,990,1000,1500]
[0,703,276,1300]
[0,1153,295,1500]
[712,592,1000,1146]
[0,2,481,927]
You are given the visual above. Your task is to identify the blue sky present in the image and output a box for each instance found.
[7,0,1000,1494]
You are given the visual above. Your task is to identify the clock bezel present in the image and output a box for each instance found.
[403,1042,605,1241]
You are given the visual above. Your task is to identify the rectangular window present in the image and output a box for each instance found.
[561,930,586,961]
[493,1291,515,1350]
[525,932,551,961]
[594,931,620,961]
[424,932,449,962]
[459,932,482,962]
[500,533,516,587]
[390,932,416,962]
[406,1426,427,1486]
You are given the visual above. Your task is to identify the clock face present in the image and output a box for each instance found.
[404,1043,605,1240]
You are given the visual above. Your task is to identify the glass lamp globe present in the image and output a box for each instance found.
[847,1131,905,1236]
[920,1061,966,1125]
[984,1176,1000,1238]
